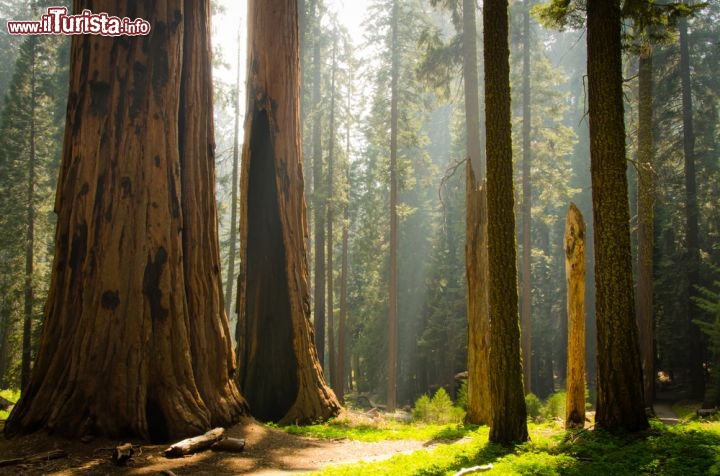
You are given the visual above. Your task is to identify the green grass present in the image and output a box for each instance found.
[274,413,720,475]
[0,388,20,420]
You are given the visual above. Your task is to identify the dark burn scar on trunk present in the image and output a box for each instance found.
[143,247,168,321]
[89,80,110,116]
[101,290,120,310]
[69,222,88,270]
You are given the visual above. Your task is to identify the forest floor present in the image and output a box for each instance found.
[0,416,433,475]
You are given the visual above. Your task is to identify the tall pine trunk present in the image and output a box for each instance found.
[327,37,338,394]
[387,0,400,412]
[587,0,648,433]
[636,46,655,407]
[679,15,704,400]
[311,16,326,369]
[236,0,340,425]
[520,0,532,395]
[484,0,528,445]
[7,0,246,441]
[224,29,243,323]
[21,37,37,392]
[463,0,491,426]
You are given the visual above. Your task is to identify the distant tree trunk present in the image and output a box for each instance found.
[327,37,337,389]
[679,15,704,400]
[564,203,586,429]
[224,29,243,323]
[21,37,36,392]
[311,10,326,368]
[587,0,648,433]
[6,0,246,441]
[520,0,532,395]
[236,0,340,424]
[636,45,655,408]
[335,114,350,402]
[484,0,528,445]
[387,0,400,412]
[463,0,491,426]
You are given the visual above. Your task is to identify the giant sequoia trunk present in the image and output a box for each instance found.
[587,0,648,433]
[235,0,340,425]
[484,0,528,445]
[6,0,246,441]
[463,0,491,427]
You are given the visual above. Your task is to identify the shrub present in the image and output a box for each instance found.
[542,391,567,420]
[456,380,468,410]
[412,387,465,424]
[525,393,542,420]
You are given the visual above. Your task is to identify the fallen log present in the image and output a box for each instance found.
[163,427,225,458]
[211,438,246,453]
[0,449,68,468]
[454,464,493,475]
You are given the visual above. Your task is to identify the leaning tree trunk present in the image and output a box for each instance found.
[520,0,532,395]
[463,0,491,426]
[6,0,246,441]
[235,0,340,425]
[587,0,648,433]
[564,203,586,429]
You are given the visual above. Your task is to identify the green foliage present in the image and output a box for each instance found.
[310,419,720,475]
[0,388,19,420]
[526,393,543,420]
[280,411,477,442]
[456,380,468,411]
[543,391,567,420]
[412,387,465,424]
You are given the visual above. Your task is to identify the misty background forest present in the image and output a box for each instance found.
[0,0,719,435]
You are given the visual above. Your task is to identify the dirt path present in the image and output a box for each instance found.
[653,401,681,426]
[0,418,431,475]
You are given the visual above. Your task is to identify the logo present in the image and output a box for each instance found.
[7,7,151,36]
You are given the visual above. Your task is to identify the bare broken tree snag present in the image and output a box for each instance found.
[163,427,225,458]
[564,203,586,429]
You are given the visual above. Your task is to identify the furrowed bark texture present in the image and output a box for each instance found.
[5,0,246,441]
[564,203,586,429]
[587,0,648,432]
[484,0,528,444]
[463,0,491,426]
[236,0,340,424]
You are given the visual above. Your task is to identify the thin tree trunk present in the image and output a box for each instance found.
[587,0,648,433]
[636,46,655,408]
[484,0,528,445]
[679,15,704,400]
[312,14,326,368]
[463,0,491,426]
[327,37,337,390]
[520,0,532,395]
[335,108,350,402]
[21,37,36,392]
[7,0,246,441]
[236,0,340,425]
[387,0,400,413]
[564,203,586,429]
[224,29,243,324]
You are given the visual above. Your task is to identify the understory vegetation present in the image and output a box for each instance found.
[284,410,720,475]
